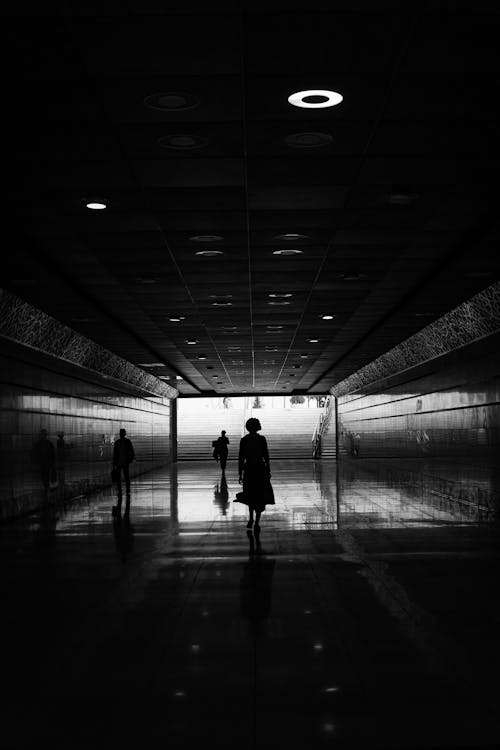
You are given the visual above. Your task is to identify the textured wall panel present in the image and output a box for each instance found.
[0,288,178,399]
[331,282,500,398]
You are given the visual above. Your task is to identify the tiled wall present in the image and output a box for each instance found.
[337,337,500,517]
[0,340,173,520]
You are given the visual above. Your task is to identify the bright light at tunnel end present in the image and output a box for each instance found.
[288,89,343,109]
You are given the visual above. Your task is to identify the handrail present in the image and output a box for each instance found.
[312,396,334,457]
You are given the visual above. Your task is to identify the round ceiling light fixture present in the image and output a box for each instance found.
[340,272,365,281]
[274,232,309,241]
[168,316,185,322]
[211,300,233,306]
[385,192,419,206]
[300,354,309,359]
[268,301,290,306]
[197,354,207,360]
[288,89,343,109]
[144,92,199,111]
[189,234,224,242]
[268,293,292,298]
[267,325,283,329]
[186,339,198,345]
[285,131,333,148]
[321,314,335,320]
[273,249,304,256]
[196,250,223,257]
[85,199,107,210]
[308,338,320,343]
[157,134,207,150]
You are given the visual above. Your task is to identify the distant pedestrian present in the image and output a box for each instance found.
[213,430,230,474]
[31,429,55,496]
[236,418,274,530]
[112,428,135,516]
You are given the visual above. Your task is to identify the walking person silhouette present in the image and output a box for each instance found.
[213,430,229,474]
[112,428,135,517]
[236,418,274,530]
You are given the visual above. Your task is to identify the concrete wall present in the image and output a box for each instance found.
[0,338,173,520]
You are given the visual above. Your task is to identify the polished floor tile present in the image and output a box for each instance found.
[0,459,499,748]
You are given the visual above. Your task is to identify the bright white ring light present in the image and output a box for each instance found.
[288,89,343,109]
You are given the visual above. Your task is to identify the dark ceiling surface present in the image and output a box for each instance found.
[3,3,500,395]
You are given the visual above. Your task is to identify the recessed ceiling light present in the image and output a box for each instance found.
[85,199,107,210]
[285,132,333,148]
[464,270,492,278]
[195,250,224,257]
[321,314,335,320]
[268,301,290,306]
[175,375,183,380]
[308,338,320,343]
[209,294,233,299]
[212,375,219,379]
[274,232,309,241]
[385,192,419,206]
[288,89,343,109]
[273,249,304,256]
[144,92,199,111]
[158,376,171,380]
[262,370,273,374]
[186,339,198,345]
[268,293,292,298]
[300,354,309,359]
[211,301,233,306]
[340,272,365,281]
[189,234,224,242]
[157,134,207,150]
[168,316,185,322]
[197,354,207,360]
[263,360,276,364]
[9,278,38,285]
[265,346,278,352]
[266,325,283,329]
[138,362,164,367]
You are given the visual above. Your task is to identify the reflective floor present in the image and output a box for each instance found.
[1,460,499,748]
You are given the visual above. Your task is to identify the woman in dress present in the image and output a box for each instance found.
[238,418,275,529]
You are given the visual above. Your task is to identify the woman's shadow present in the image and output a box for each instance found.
[239,528,276,638]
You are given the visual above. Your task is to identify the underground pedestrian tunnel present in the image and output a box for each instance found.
[1,5,499,748]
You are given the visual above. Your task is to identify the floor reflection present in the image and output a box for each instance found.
[1,458,498,748]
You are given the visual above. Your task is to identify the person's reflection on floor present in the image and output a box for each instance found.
[213,475,229,515]
[112,510,134,563]
[240,529,275,638]
[34,506,58,566]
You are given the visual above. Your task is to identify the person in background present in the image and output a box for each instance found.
[31,429,55,497]
[112,428,135,516]
[213,430,230,475]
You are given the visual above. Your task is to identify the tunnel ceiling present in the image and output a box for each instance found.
[3,5,500,395]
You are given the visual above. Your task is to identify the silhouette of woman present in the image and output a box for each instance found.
[237,417,274,530]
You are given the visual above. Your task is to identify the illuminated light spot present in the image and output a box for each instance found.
[288,89,343,109]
